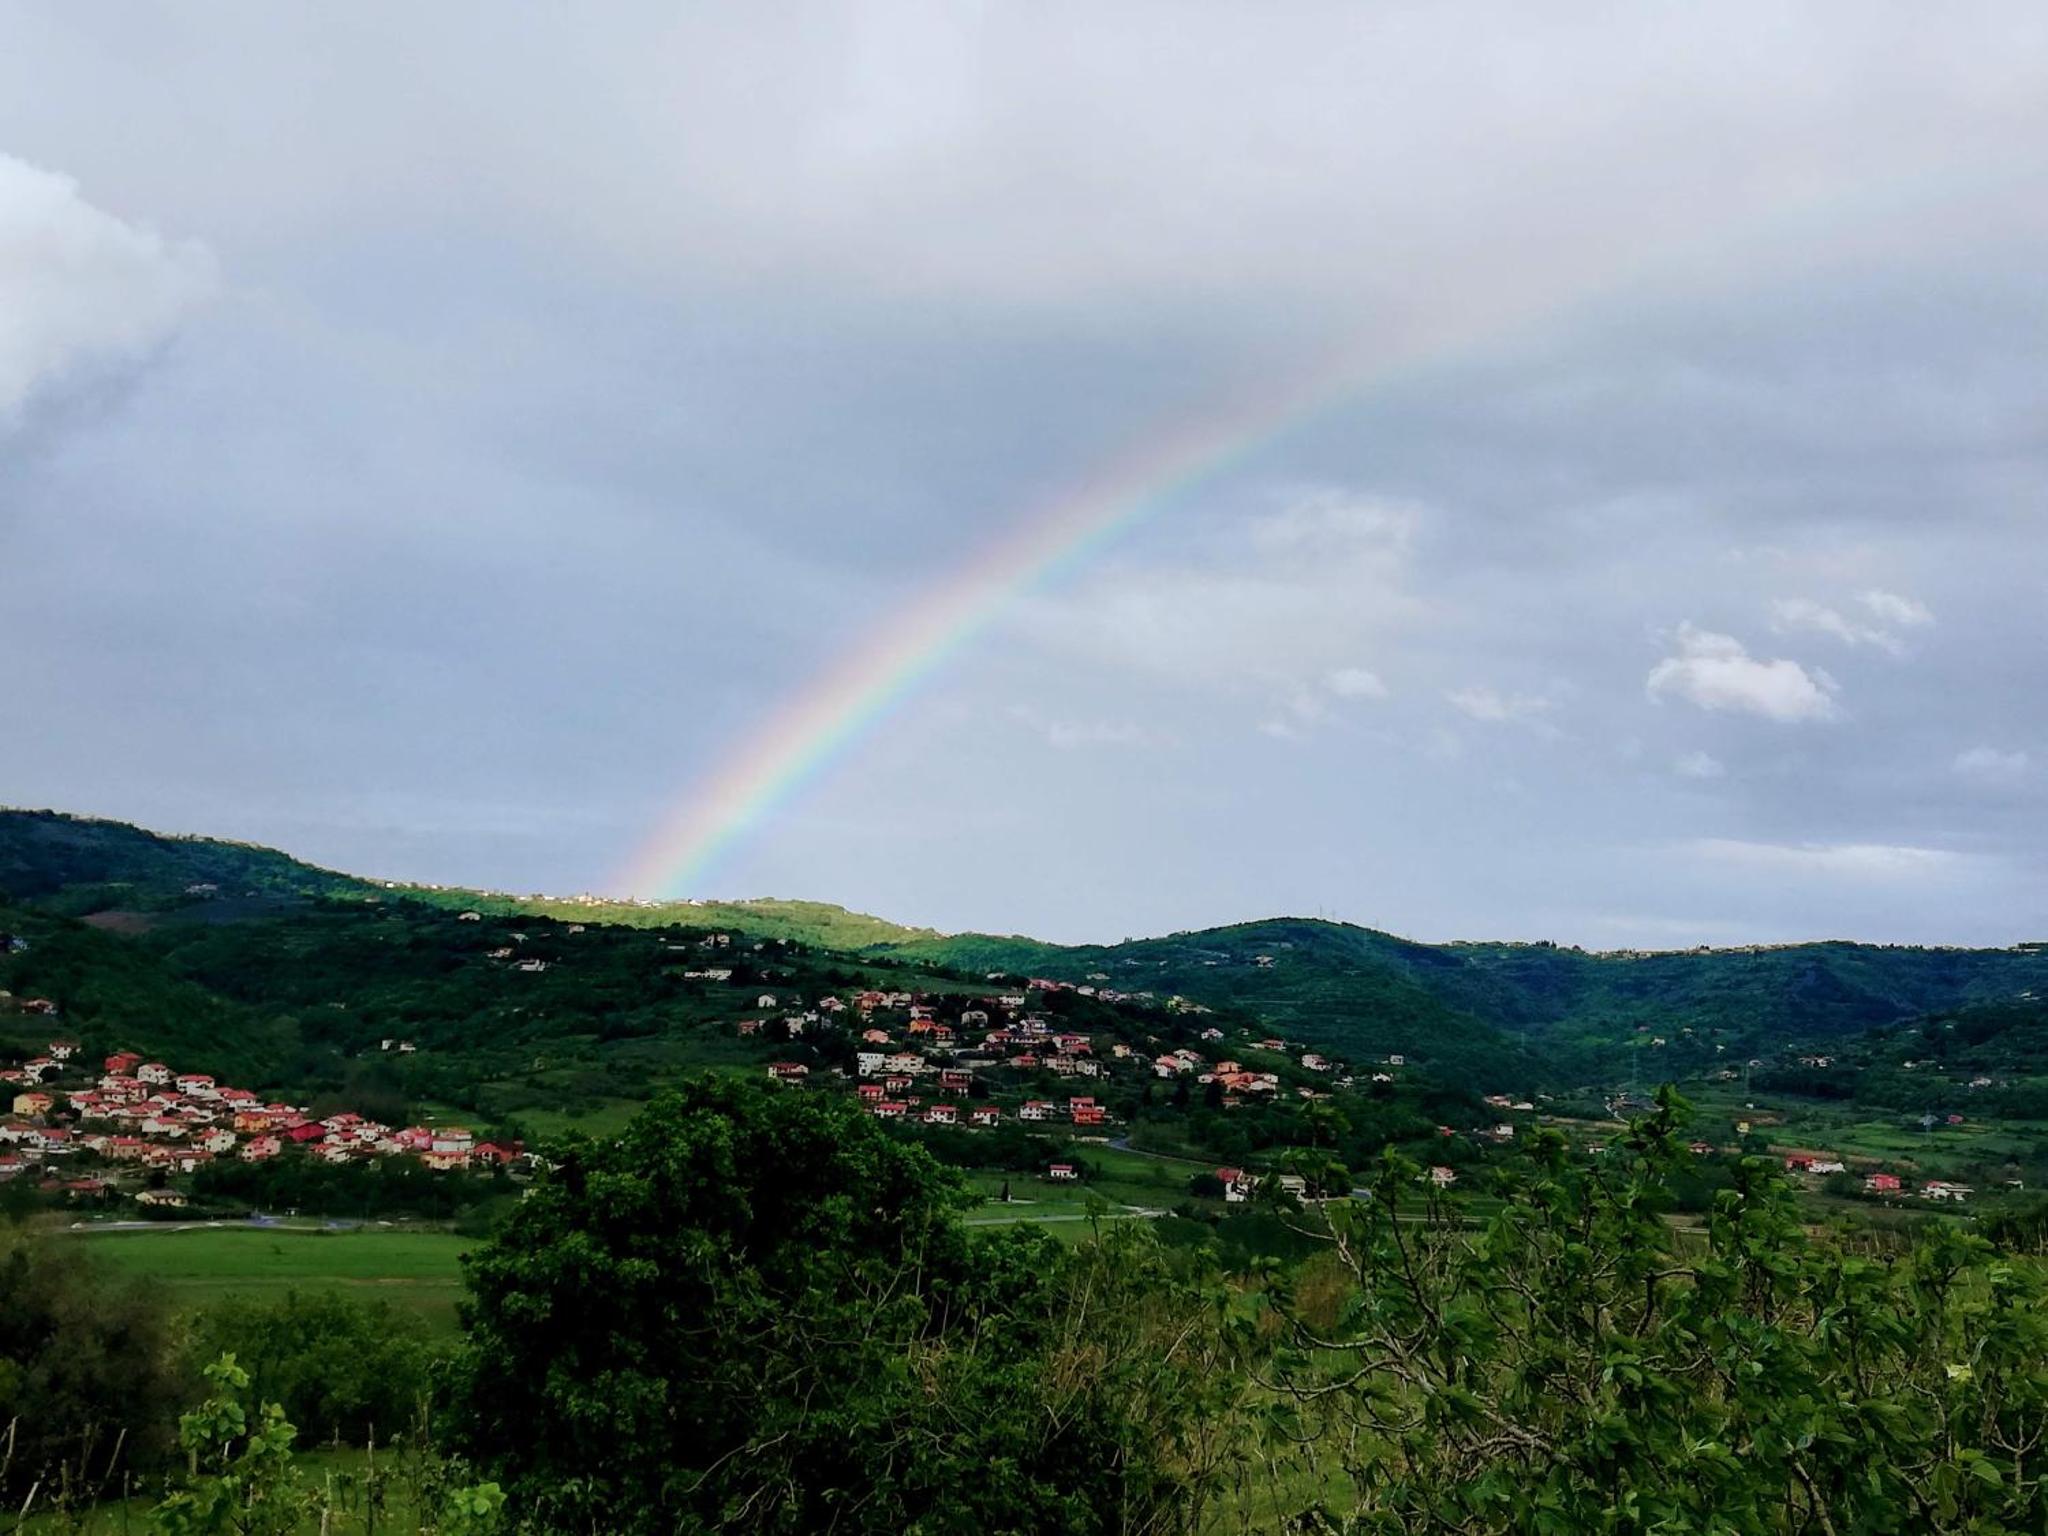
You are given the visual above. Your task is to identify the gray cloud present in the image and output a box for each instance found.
[0,5,2043,946]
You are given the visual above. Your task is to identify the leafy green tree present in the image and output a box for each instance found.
[451,1078,1246,1534]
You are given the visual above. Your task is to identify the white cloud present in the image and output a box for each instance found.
[1646,624,1840,723]
[1860,589,1935,630]
[1770,590,1934,656]
[1673,750,1726,779]
[1446,686,1552,725]
[1325,666,1388,700]
[1685,838,1962,878]
[1954,746,2031,780]
[0,154,214,424]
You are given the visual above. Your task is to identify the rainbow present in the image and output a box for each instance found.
[612,321,1455,900]
[612,155,1966,899]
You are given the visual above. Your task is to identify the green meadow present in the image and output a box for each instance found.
[69,1224,473,1332]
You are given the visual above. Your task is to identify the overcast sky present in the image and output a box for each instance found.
[2,3,2045,946]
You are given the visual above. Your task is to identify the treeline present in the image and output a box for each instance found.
[9,1080,2048,1533]
[189,1152,515,1224]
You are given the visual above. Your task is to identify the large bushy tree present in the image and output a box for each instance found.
[451,1078,1243,1534]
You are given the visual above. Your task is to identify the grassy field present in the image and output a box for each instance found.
[68,1224,473,1332]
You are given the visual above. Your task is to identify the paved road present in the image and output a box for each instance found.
[965,1207,1164,1226]
[68,1216,390,1235]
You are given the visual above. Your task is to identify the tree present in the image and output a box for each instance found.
[451,1078,1246,1534]
[0,1228,183,1503]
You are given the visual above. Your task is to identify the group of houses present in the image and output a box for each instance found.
[1,1040,521,1196]
[1781,1152,1977,1203]
[751,981,1356,1134]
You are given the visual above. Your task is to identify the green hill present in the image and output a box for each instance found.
[879,922,2048,1073]
[6,806,2047,1088]
[0,807,366,916]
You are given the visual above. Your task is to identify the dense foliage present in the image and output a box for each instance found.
[185,1292,435,1448]
[452,1079,1246,1535]
[1267,1088,2048,1533]
[0,1230,185,1503]
[7,1080,2048,1531]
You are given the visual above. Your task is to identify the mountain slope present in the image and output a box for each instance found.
[0,807,367,915]
[0,809,936,950]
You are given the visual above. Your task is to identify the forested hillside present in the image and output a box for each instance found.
[876,918,2048,1071]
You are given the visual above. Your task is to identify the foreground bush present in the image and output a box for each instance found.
[1265,1087,2048,1533]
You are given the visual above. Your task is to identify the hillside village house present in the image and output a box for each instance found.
[1784,1155,1847,1175]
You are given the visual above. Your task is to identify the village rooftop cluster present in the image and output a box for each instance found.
[745,974,1369,1136]
[2,1032,521,1205]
